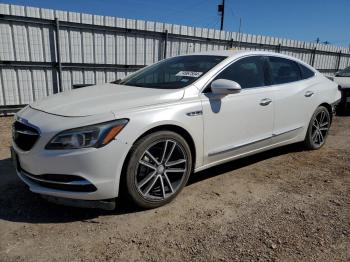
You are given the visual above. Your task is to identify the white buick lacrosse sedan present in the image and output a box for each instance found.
[12,50,341,209]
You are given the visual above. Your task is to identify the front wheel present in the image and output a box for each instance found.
[304,106,331,150]
[125,131,192,209]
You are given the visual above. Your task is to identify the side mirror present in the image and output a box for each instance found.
[211,79,242,95]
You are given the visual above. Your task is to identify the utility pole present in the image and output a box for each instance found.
[218,0,225,30]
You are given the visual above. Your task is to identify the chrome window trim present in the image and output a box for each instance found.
[200,54,268,93]
[200,54,317,94]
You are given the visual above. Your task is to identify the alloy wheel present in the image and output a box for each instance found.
[311,110,330,147]
[135,139,188,200]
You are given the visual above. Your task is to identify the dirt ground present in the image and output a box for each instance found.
[0,115,349,262]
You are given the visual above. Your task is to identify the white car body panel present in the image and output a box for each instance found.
[273,78,317,140]
[201,87,275,164]
[333,76,350,89]
[12,50,341,201]
[30,83,185,117]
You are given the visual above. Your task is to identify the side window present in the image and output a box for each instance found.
[299,63,315,79]
[268,57,301,85]
[213,56,266,89]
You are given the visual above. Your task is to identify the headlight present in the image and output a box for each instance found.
[46,119,128,149]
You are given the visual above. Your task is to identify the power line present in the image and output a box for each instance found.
[203,15,222,29]
[314,37,331,45]
[228,6,243,34]
[126,0,211,16]
[124,0,217,29]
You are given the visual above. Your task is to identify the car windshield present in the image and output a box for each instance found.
[118,55,227,89]
[337,66,350,77]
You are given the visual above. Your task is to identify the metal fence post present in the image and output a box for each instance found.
[163,30,168,59]
[310,47,317,67]
[54,18,62,93]
[336,51,342,71]
[237,32,242,48]
[277,43,281,53]
[229,38,234,49]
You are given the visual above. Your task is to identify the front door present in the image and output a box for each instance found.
[200,55,275,165]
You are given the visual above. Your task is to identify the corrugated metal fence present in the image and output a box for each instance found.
[0,3,350,109]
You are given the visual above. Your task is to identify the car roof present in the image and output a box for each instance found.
[183,49,317,71]
[186,49,247,57]
[187,49,291,58]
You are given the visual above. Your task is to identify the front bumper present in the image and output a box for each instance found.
[12,138,129,200]
[12,107,131,201]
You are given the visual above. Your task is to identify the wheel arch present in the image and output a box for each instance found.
[319,102,333,123]
[118,124,197,196]
[132,124,197,166]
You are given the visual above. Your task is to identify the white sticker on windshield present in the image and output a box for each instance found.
[175,71,203,78]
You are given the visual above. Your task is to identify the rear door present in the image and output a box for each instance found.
[267,56,318,140]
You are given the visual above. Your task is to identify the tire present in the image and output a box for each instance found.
[304,106,331,150]
[124,131,192,209]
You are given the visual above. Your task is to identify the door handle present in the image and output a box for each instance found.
[260,98,272,106]
[305,91,314,97]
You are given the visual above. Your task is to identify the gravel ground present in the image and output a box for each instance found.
[0,115,349,261]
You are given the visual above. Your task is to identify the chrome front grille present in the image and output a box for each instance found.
[13,121,40,151]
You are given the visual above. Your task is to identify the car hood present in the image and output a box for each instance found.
[30,83,185,117]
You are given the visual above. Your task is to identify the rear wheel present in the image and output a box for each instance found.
[304,106,331,150]
[125,131,192,209]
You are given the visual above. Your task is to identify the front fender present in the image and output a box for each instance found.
[112,101,204,195]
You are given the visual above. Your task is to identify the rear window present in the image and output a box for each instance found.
[268,57,301,85]
[299,64,315,79]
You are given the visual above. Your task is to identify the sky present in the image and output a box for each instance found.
[2,0,349,47]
